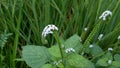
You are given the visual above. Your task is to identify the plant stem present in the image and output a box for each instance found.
[53,31,65,67]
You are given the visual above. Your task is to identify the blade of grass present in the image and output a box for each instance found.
[12,1,23,68]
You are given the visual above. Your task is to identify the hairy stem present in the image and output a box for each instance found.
[53,31,65,67]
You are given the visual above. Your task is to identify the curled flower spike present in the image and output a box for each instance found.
[98,34,104,40]
[42,24,58,37]
[99,10,112,21]
[65,48,75,53]
[108,48,113,51]
[118,35,120,40]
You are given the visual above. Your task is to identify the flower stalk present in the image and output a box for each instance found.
[53,31,65,67]
[42,24,65,67]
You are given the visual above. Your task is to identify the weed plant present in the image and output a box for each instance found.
[0,0,120,68]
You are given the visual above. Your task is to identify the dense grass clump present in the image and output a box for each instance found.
[0,0,120,68]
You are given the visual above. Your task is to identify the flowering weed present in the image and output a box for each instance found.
[0,0,120,68]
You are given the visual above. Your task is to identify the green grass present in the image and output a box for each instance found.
[0,0,120,68]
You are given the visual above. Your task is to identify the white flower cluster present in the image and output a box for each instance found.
[108,60,112,64]
[89,44,94,48]
[99,10,112,20]
[65,48,75,53]
[108,48,113,51]
[118,35,120,40]
[53,61,58,65]
[84,27,88,31]
[53,60,62,66]
[42,24,58,37]
[58,59,62,63]
[80,37,82,42]
[98,34,104,40]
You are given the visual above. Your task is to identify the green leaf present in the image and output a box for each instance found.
[0,54,5,62]
[48,45,61,58]
[65,64,74,68]
[67,54,95,68]
[41,64,54,68]
[114,54,120,62]
[57,63,64,68]
[22,45,50,68]
[0,31,12,49]
[64,34,82,53]
[110,61,120,68]
[96,52,113,67]
[104,52,113,59]
[90,44,103,56]
[96,58,108,67]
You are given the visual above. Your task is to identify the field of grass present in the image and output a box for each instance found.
[0,0,120,68]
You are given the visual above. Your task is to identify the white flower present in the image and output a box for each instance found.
[81,52,84,55]
[80,37,82,42]
[84,27,88,31]
[108,48,113,51]
[42,24,58,37]
[118,35,120,40]
[53,60,62,65]
[62,44,65,48]
[65,48,75,53]
[89,44,94,48]
[53,61,58,65]
[108,60,112,64]
[99,10,112,21]
[98,34,104,40]
[58,59,62,63]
